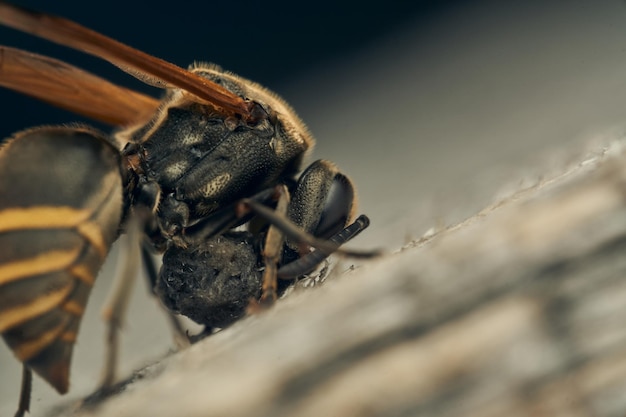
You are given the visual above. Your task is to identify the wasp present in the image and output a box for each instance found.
[0,2,373,416]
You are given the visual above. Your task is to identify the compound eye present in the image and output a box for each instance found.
[289,160,357,242]
[314,173,355,239]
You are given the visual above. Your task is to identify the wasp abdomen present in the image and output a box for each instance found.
[0,127,123,393]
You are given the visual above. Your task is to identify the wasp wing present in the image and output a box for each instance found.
[0,46,159,126]
[0,2,250,117]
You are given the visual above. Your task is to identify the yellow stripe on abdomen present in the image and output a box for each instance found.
[0,282,73,333]
[0,207,89,232]
[0,248,81,286]
[0,206,108,260]
[13,320,68,362]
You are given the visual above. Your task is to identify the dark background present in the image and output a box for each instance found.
[0,0,462,136]
[4,1,626,415]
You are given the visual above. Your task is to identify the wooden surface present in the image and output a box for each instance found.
[41,141,626,417]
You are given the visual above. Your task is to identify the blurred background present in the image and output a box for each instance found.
[2,0,626,415]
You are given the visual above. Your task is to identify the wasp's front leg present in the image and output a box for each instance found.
[99,217,141,389]
[257,185,290,306]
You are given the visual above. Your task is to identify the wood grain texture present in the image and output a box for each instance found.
[61,141,626,417]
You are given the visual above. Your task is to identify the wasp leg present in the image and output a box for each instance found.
[14,365,32,417]
[99,217,141,388]
[277,215,370,279]
[181,188,276,246]
[132,180,190,345]
[180,184,374,258]
[140,243,189,348]
[240,198,375,258]
[258,185,290,306]
[100,217,193,388]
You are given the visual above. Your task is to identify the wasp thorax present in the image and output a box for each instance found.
[123,69,312,241]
